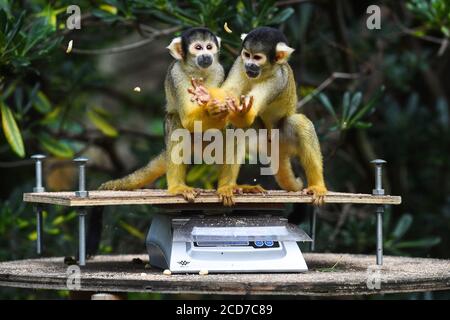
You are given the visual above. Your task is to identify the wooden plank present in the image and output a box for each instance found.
[23,189,401,207]
[0,253,448,296]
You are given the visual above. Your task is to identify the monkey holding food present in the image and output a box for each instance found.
[192,27,327,205]
[99,27,257,204]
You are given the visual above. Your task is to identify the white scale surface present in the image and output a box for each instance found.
[146,215,312,273]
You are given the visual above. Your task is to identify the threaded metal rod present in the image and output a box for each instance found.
[36,206,43,255]
[376,206,384,265]
[310,208,317,251]
[78,209,87,266]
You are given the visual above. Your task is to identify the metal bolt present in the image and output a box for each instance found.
[74,157,89,198]
[371,159,386,195]
[31,154,46,193]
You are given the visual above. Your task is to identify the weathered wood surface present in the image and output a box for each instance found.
[23,189,401,207]
[0,253,447,296]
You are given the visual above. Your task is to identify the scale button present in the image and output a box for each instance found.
[254,241,264,247]
[264,241,274,247]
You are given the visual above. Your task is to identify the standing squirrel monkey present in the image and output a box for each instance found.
[99,28,228,201]
[193,27,327,205]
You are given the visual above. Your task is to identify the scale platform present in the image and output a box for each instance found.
[146,215,312,273]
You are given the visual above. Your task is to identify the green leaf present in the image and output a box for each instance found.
[33,91,52,113]
[119,220,144,240]
[391,214,413,240]
[318,93,337,121]
[348,86,384,127]
[87,109,118,137]
[270,7,294,25]
[341,91,351,118]
[394,237,441,249]
[0,102,25,157]
[348,92,362,119]
[353,121,373,129]
[38,134,74,158]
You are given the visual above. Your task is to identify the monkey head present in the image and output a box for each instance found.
[240,27,295,79]
[167,27,221,69]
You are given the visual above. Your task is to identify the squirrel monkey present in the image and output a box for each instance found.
[99,28,229,201]
[197,27,327,205]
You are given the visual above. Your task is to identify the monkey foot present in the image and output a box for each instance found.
[233,184,266,194]
[217,185,236,207]
[302,185,327,206]
[168,185,200,202]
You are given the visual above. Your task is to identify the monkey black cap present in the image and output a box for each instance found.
[180,27,220,57]
[242,27,289,63]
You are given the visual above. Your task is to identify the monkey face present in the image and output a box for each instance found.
[166,28,221,70]
[241,48,267,79]
[188,40,218,69]
[240,27,295,79]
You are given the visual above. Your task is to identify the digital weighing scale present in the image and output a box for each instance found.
[146,215,312,273]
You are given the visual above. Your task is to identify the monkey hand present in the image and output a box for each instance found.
[188,77,210,106]
[205,98,229,119]
[226,95,254,115]
[302,185,327,206]
[168,184,201,202]
[226,95,256,128]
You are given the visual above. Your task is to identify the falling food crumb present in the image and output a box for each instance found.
[253,179,257,182]
[224,22,232,34]
[199,269,209,275]
[163,269,172,275]
[134,86,141,92]
[66,40,73,54]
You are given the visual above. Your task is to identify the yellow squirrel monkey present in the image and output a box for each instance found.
[99,28,229,201]
[196,27,327,205]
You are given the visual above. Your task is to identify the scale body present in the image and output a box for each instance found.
[146,214,312,273]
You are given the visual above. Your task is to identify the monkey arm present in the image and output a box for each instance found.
[228,76,285,128]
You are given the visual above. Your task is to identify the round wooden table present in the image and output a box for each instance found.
[1,253,449,296]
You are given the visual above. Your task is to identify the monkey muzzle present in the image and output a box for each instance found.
[197,54,213,68]
[245,63,260,78]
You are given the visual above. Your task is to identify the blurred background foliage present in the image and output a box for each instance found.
[0,0,449,299]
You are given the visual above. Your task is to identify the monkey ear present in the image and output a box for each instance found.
[240,33,248,41]
[216,36,222,48]
[166,37,183,60]
[275,42,295,64]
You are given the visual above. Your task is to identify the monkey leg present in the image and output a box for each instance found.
[285,114,327,205]
[217,163,241,206]
[99,152,166,191]
[166,115,200,202]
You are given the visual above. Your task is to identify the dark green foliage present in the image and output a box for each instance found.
[0,0,449,299]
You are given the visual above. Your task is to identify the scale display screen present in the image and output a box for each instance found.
[193,240,280,248]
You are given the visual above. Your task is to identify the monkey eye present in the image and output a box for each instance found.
[195,44,203,50]
[253,55,262,61]
[206,44,213,50]
[243,51,250,58]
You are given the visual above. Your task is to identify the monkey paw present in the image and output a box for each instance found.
[302,185,327,206]
[233,184,266,194]
[168,185,200,202]
[217,185,236,206]
[206,99,228,119]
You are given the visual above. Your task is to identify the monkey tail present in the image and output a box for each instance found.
[98,152,167,191]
